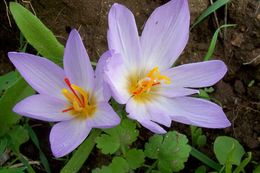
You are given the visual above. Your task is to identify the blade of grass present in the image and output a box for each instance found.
[190,147,222,171]
[61,129,102,173]
[25,124,51,173]
[204,24,236,61]
[191,0,230,29]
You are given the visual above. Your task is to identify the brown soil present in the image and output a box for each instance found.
[1,0,259,172]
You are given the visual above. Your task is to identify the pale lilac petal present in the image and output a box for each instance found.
[104,53,131,104]
[50,119,91,157]
[87,102,120,129]
[154,86,199,98]
[8,52,66,99]
[64,29,94,91]
[149,96,231,128]
[140,119,166,134]
[108,3,141,67]
[141,0,190,70]
[126,97,169,133]
[13,94,72,122]
[163,60,227,88]
[94,51,112,102]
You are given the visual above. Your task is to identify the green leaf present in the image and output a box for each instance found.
[203,24,236,61]
[0,76,34,137]
[125,149,145,170]
[9,2,64,64]
[191,0,230,29]
[253,164,260,173]
[8,126,29,153]
[0,168,24,173]
[96,119,139,154]
[145,131,191,173]
[95,134,120,154]
[197,135,207,148]
[214,136,245,165]
[0,137,8,155]
[195,165,207,173]
[0,71,19,97]
[92,157,129,173]
[25,125,51,173]
[61,129,102,173]
[109,157,129,173]
[233,152,252,173]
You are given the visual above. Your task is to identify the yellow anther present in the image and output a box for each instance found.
[131,67,171,96]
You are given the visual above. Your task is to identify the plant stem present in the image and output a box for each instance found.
[190,147,222,171]
[145,160,158,173]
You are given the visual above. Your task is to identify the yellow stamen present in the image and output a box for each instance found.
[131,67,171,96]
[61,78,96,119]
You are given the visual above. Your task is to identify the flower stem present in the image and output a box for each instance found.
[60,129,102,173]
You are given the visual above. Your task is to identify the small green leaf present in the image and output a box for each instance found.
[125,149,145,169]
[9,2,64,64]
[8,126,29,153]
[191,0,230,29]
[0,76,34,137]
[203,24,235,61]
[233,152,252,173]
[0,71,19,97]
[95,134,120,154]
[253,164,260,173]
[109,157,129,173]
[145,131,191,173]
[96,119,139,154]
[197,135,207,148]
[214,136,245,165]
[195,165,207,173]
[0,137,8,155]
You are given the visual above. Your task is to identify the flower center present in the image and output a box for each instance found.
[61,78,96,119]
[131,67,171,96]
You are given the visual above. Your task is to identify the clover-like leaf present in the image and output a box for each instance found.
[92,157,129,173]
[125,149,145,169]
[95,134,120,154]
[214,136,245,165]
[145,131,191,173]
[8,125,29,153]
[96,119,139,154]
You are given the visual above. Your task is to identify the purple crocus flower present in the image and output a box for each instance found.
[104,0,230,134]
[8,29,120,157]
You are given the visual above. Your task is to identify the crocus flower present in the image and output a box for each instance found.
[8,29,120,157]
[105,0,230,134]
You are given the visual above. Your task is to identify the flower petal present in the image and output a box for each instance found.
[141,0,190,70]
[50,119,91,157]
[126,97,169,133]
[140,119,167,134]
[8,52,66,99]
[104,53,131,104]
[87,102,120,129]
[108,3,141,67]
[13,94,72,122]
[154,85,199,98]
[163,60,227,88]
[63,29,94,91]
[94,51,112,102]
[150,96,231,128]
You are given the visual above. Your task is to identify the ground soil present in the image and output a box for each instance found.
[0,0,259,172]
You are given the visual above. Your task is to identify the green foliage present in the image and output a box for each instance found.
[8,125,29,153]
[195,165,207,173]
[253,165,260,173]
[25,125,51,173]
[0,137,8,155]
[0,73,34,137]
[198,87,214,100]
[144,131,191,173]
[191,0,230,29]
[96,119,139,154]
[9,2,64,64]
[214,136,245,166]
[190,126,207,148]
[204,24,236,61]
[0,168,24,173]
[125,149,145,170]
[92,157,129,173]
